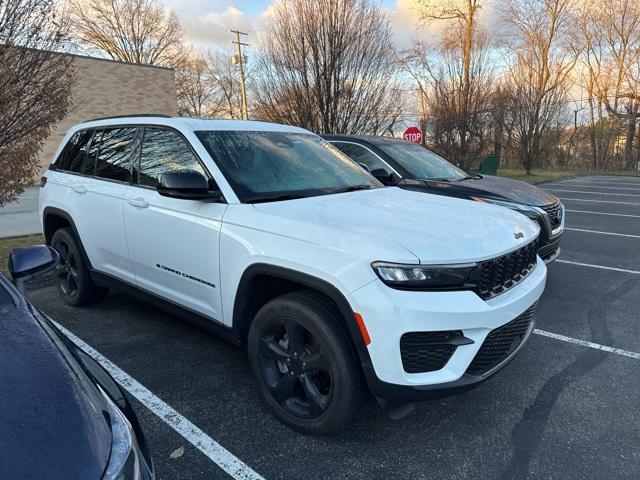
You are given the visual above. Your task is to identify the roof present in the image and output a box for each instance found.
[76,116,313,134]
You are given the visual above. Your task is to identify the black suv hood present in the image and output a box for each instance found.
[401,174,557,207]
[0,294,111,479]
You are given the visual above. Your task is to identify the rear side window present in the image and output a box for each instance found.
[55,130,92,173]
[83,130,102,176]
[94,128,138,182]
[137,128,206,188]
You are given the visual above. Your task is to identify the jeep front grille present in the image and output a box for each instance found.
[475,240,538,300]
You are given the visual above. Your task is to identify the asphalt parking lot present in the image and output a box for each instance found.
[27,175,640,479]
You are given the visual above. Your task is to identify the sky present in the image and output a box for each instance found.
[159,0,436,52]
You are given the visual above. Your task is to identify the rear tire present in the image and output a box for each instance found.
[51,228,107,306]
[248,291,365,435]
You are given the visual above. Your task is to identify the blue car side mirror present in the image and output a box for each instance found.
[8,245,60,293]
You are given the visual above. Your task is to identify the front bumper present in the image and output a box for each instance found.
[348,258,547,400]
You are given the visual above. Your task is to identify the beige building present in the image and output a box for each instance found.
[39,53,178,174]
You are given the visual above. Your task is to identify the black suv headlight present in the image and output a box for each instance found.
[100,386,144,480]
[371,262,477,290]
[471,196,541,221]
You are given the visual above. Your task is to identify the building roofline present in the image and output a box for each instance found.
[3,45,174,71]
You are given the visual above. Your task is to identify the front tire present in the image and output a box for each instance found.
[248,291,365,435]
[51,228,107,306]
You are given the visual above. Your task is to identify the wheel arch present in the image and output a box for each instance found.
[42,207,93,270]
[233,263,373,370]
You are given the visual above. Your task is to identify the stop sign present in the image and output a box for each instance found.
[403,127,423,144]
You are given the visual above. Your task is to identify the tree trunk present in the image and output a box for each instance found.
[623,111,637,170]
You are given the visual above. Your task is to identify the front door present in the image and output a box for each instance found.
[123,127,226,321]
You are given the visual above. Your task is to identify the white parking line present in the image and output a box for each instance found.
[546,189,640,197]
[565,209,640,218]
[534,329,640,360]
[564,227,640,239]
[556,259,640,275]
[50,320,265,480]
[564,181,640,188]
[559,197,640,206]
[557,184,640,191]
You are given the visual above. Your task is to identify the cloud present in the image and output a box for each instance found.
[180,6,250,46]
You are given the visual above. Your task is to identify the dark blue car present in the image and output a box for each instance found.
[0,245,153,479]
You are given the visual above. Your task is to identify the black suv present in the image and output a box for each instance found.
[324,135,564,262]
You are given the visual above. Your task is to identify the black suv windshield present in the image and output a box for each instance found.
[375,140,467,181]
[196,131,379,202]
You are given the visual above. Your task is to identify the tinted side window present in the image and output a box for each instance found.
[83,130,102,176]
[334,142,392,175]
[55,130,92,173]
[94,128,138,182]
[137,128,205,188]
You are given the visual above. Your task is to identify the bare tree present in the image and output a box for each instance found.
[253,0,403,134]
[415,0,484,132]
[175,50,218,117]
[406,27,495,168]
[0,0,75,206]
[68,0,183,66]
[206,49,245,119]
[576,0,640,170]
[500,0,577,173]
[174,48,247,119]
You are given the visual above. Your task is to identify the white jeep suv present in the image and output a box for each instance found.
[40,115,546,434]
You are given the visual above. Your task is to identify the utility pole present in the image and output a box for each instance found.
[231,29,249,120]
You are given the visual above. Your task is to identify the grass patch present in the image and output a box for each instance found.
[0,234,45,275]
[498,169,640,184]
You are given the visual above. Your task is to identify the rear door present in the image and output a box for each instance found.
[76,127,139,283]
[123,126,226,321]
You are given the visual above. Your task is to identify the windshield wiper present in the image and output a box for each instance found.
[417,177,452,182]
[244,193,307,204]
[329,184,373,194]
[457,174,482,181]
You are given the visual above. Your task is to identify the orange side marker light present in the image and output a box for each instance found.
[354,312,371,346]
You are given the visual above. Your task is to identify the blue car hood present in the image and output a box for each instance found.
[0,285,111,479]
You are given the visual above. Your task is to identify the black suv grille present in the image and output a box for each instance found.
[400,331,465,373]
[476,241,537,300]
[541,201,562,230]
[466,303,537,376]
[538,236,561,261]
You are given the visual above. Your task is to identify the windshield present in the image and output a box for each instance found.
[196,131,379,202]
[375,141,468,181]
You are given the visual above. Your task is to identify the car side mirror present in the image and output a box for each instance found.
[370,168,400,186]
[157,169,221,200]
[9,245,59,293]
[357,162,371,172]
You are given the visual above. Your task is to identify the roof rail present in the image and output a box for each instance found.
[84,113,173,122]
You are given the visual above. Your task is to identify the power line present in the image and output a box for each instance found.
[231,29,249,120]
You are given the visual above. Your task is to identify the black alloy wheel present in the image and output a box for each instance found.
[248,291,365,435]
[257,318,333,419]
[50,228,107,306]
[53,237,79,298]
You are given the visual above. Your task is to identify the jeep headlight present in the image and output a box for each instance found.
[372,262,477,290]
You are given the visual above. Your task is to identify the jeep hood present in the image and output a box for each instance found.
[252,187,540,264]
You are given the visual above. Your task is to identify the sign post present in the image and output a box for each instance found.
[403,127,423,144]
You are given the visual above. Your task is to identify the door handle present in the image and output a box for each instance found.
[72,185,87,194]
[128,197,149,208]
